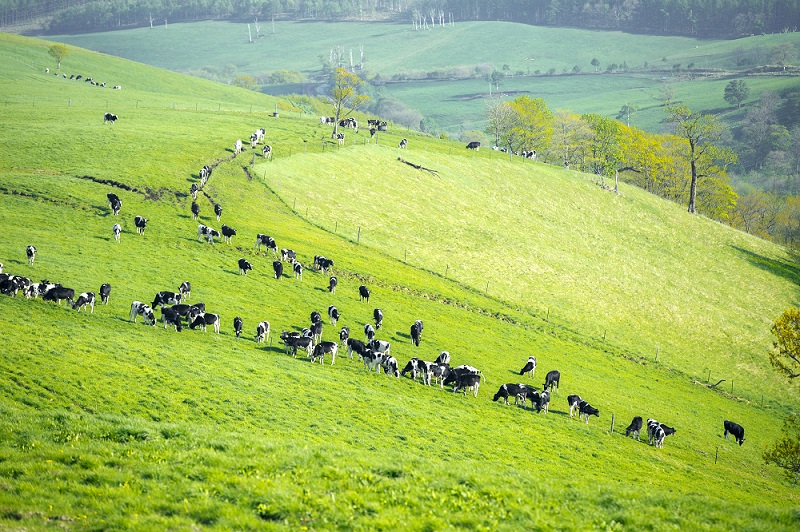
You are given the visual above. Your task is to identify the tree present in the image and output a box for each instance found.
[763,414,800,486]
[329,68,369,137]
[48,43,69,70]
[591,58,600,71]
[616,102,638,126]
[724,80,750,109]
[233,75,257,90]
[503,96,553,155]
[771,43,796,69]
[485,99,515,148]
[550,110,594,169]
[666,104,737,214]
[770,307,800,379]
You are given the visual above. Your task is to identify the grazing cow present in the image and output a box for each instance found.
[543,370,560,393]
[255,321,270,343]
[273,260,283,279]
[262,145,272,159]
[221,225,236,244]
[360,349,383,372]
[400,358,433,384]
[346,338,367,359]
[161,306,183,331]
[647,419,674,448]
[233,316,243,338]
[72,292,96,313]
[250,133,258,149]
[112,223,121,242]
[107,193,121,215]
[190,312,221,333]
[339,326,350,346]
[661,424,676,437]
[26,245,36,265]
[280,249,296,262]
[519,356,537,378]
[453,372,482,397]
[466,141,481,150]
[578,401,600,424]
[370,128,377,138]
[99,283,111,304]
[234,139,243,155]
[493,383,533,405]
[373,308,383,330]
[238,258,253,275]
[429,362,450,388]
[199,165,212,182]
[311,341,339,365]
[214,203,222,221]
[328,276,338,293]
[626,417,643,440]
[567,395,583,418]
[134,216,147,234]
[410,320,423,347]
[152,291,181,308]
[723,420,745,446]
[190,183,198,200]
[535,390,551,412]
[314,256,334,272]
[178,281,191,301]
[113,85,121,90]
[103,113,118,124]
[443,365,482,387]
[42,286,74,305]
[191,202,200,220]
[368,339,391,357]
[310,320,323,344]
[436,351,451,365]
[293,262,303,279]
[335,133,345,145]
[197,224,217,243]
[281,332,314,358]
[255,234,277,254]
[398,138,408,149]
[328,305,340,326]
[359,285,370,302]
[364,323,375,342]
[380,354,400,377]
[129,301,155,325]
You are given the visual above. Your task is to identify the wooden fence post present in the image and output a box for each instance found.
[610,413,615,434]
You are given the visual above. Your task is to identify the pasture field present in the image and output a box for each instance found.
[1,33,799,530]
[47,21,800,133]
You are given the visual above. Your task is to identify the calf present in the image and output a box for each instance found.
[238,258,253,275]
[214,203,222,221]
[112,223,121,242]
[234,139,243,155]
[221,225,236,244]
[339,326,350,347]
[72,292,96,313]
[99,283,111,304]
[578,401,600,424]
[328,276,338,293]
[234,316,243,338]
[255,234,277,254]
[152,291,181,308]
[723,420,745,446]
[43,286,74,305]
[255,321,270,343]
[454,373,482,397]
[410,320,423,347]
[373,308,383,330]
[567,394,582,418]
[328,305,340,326]
[359,285,370,302]
[26,245,36,265]
[161,306,183,331]
[293,262,303,279]
[364,323,376,342]
[535,390,551,413]
[103,112,118,124]
[311,341,338,365]
[129,301,155,325]
[519,356,537,378]
[493,384,532,405]
[107,193,121,215]
[398,138,408,149]
[178,281,191,301]
[625,416,643,440]
[272,261,283,279]
[191,202,200,220]
[543,370,560,393]
[134,215,147,234]
[190,312,220,333]
[262,145,272,159]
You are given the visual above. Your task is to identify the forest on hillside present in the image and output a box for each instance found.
[1,0,799,37]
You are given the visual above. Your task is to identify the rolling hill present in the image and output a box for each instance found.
[1,32,799,530]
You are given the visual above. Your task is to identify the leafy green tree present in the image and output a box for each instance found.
[591,58,600,71]
[503,96,553,155]
[48,43,69,70]
[770,307,800,379]
[550,109,593,169]
[329,68,369,137]
[233,75,257,90]
[724,80,750,109]
[763,414,800,486]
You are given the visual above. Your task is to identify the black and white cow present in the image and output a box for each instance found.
[466,141,481,150]
[112,223,121,243]
[328,276,338,293]
[238,258,253,275]
[197,224,219,244]
[151,291,181,309]
[190,183,199,200]
[359,285,370,302]
[346,338,367,359]
[99,283,111,304]
[535,390,551,412]
[398,138,408,149]
[190,312,221,333]
[543,370,560,393]
[234,316,243,338]
[339,326,350,347]
[429,362,450,388]
[281,332,314,358]
[129,301,155,325]
[134,216,147,234]
[281,249,296,262]
[310,311,322,324]
[361,349,383,372]
[262,145,272,159]
[724,420,745,446]
[443,365,482,387]
[256,234,277,254]
[328,305,340,326]
[103,112,118,124]
[26,245,36,265]
[453,372,482,397]
[191,202,200,220]
[42,286,74,305]
[400,358,433,384]
[311,341,339,365]
[436,351,451,365]
[314,256,334,272]
[519,356,537,378]
[178,281,191,301]
[410,320,423,347]
[310,320,323,344]
[161,306,183,331]
[221,225,236,244]
[647,419,674,448]
[578,401,600,424]
[293,262,303,279]
[273,260,283,279]
[567,394,583,418]
[368,339,391,358]
[625,417,643,440]
[371,308,383,330]
[363,323,376,342]
[214,203,222,221]
[107,193,121,215]
[380,354,400,377]
[72,292,96,313]
[336,133,345,145]
[234,139,243,155]
[255,321,270,343]
[493,384,533,405]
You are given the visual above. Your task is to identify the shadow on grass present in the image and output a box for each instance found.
[731,246,800,288]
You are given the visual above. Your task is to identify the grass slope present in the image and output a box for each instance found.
[1,33,799,530]
[47,20,800,133]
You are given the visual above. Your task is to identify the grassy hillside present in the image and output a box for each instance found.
[1,33,799,530]
[47,20,800,133]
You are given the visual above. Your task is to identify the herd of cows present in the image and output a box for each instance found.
[1,111,748,451]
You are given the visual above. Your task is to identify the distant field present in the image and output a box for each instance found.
[48,21,800,133]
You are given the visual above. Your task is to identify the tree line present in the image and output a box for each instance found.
[5,0,799,36]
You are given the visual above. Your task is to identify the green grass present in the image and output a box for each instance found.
[1,32,799,530]
[47,20,800,134]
